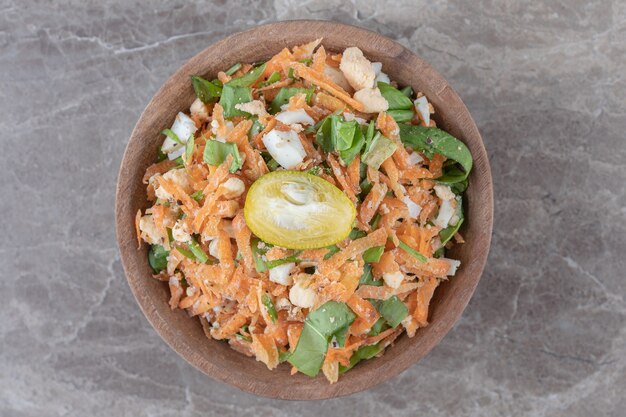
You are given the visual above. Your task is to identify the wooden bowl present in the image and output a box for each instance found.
[115,21,493,400]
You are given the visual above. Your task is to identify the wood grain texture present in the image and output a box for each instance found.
[115,20,493,400]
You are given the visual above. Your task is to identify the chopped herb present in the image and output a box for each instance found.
[176,246,195,260]
[369,296,408,327]
[191,75,222,103]
[370,212,381,230]
[265,254,300,270]
[191,190,204,202]
[251,238,271,272]
[161,128,183,145]
[236,333,252,342]
[362,246,384,263]
[184,134,195,165]
[400,86,414,98]
[148,245,169,273]
[387,109,414,123]
[227,63,267,88]
[339,344,381,374]
[270,87,314,114]
[261,294,278,323]
[278,350,292,363]
[398,239,428,263]
[378,81,413,110]
[188,237,209,264]
[359,263,382,287]
[259,71,281,87]
[219,85,253,118]
[361,131,397,170]
[224,62,242,76]
[203,140,243,173]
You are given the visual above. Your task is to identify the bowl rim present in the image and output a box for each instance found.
[115,19,493,400]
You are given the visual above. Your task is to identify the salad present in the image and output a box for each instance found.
[136,39,472,383]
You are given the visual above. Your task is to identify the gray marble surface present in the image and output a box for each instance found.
[1,0,625,415]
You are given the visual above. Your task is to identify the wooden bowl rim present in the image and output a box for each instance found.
[115,20,493,400]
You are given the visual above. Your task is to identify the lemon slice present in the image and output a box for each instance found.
[244,171,356,249]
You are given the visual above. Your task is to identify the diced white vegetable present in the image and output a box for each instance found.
[167,146,185,161]
[154,169,191,201]
[323,66,353,92]
[276,109,315,126]
[383,271,404,289]
[139,215,162,245]
[269,262,295,286]
[414,96,431,126]
[434,185,455,201]
[210,119,234,142]
[433,198,455,229]
[162,112,197,154]
[353,87,389,113]
[371,62,390,84]
[262,129,306,169]
[289,283,316,308]
[171,220,191,243]
[235,100,268,117]
[339,47,375,91]
[408,151,424,165]
[219,177,246,199]
[209,239,220,259]
[275,297,292,310]
[190,98,209,122]
[442,258,461,276]
[343,112,367,125]
[402,196,422,219]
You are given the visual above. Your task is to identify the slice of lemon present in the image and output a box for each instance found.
[244,171,356,250]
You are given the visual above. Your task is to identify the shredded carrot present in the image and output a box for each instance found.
[318,228,388,275]
[143,160,176,184]
[359,182,388,225]
[327,153,358,204]
[414,277,439,326]
[346,154,361,195]
[135,210,142,249]
[311,45,327,73]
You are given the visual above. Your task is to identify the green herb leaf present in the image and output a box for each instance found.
[248,118,264,140]
[184,134,195,164]
[261,294,278,323]
[251,238,271,272]
[361,132,397,170]
[156,147,167,162]
[176,246,195,260]
[219,85,253,118]
[148,245,169,273]
[359,263,383,287]
[203,140,243,173]
[339,123,365,165]
[367,317,389,336]
[278,350,292,363]
[236,333,252,342]
[400,86,414,98]
[191,190,204,202]
[270,87,314,114]
[398,124,473,183]
[191,75,222,103]
[439,196,464,246]
[224,62,242,76]
[370,212,381,230]
[378,81,413,110]
[349,228,368,240]
[324,244,341,260]
[161,128,183,145]
[265,254,300,270]
[188,237,209,264]
[339,344,382,373]
[369,296,408,328]
[362,246,384,263]
[259,71,281,87]
[227,63,267,87]
[288,301,356,376]
[387,109,414,123]
[398,239,427,263]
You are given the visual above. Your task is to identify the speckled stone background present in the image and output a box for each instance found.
[2,0,625,415]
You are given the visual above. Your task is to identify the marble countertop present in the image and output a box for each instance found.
[2,1,625,416]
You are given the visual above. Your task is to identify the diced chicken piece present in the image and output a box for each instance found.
[434,185,455,201]
[414,96,432,126]
[402,196,422,219]
[371,62,390,84]
[433,198,455,229]
[262,129,306,169]
[219,177,246,199]
[190,98,210,122]
[339,47,375,91]
[155,168,191,201]
[408,151,424,165]
[235,100,268,118]
[289,283,316,308]
[269,263,295,286]
[209,238,220,259]
[323,66,353,93]
[139,215,163,245]
[275,297,292,310]
[383,271,404,289]
[353,87,389,113]
[442,258,461,276]
[171,220,191,243]
[275,109,315,126]
[161,112,197,157]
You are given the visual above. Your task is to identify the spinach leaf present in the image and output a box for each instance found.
[224,62,242,76]
[361,132,397,170]
[188,237,209,264]
[339,124,365,165]
[191,75,222,103]
[248,118,264,140]
[398,124,473,182]
[378,81,413,110]
[362,246,384,263]
[148,245,169,273]
[219,85,253,118]
[278,350,292,363]
[349,228,368,240]
[203,140,243,173]
[339,344,381,373]
[398,239,428,263]
[333,325,349,347]
[261,294,278,323]
[288,301,356,376]
[359,263,383,287]
[227,63,267,88]
[370,296,408,327]
[259,71,281,87]
[387,109,414,123]
[370,212,381,230]
[270,87,314,114]
[367,317,389,336]
[315,115,338,152]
